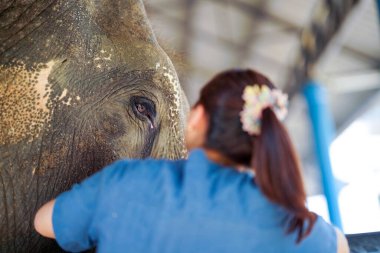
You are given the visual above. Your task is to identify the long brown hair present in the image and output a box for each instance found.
[196,69,316,243]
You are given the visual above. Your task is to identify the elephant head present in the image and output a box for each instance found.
[0,0,189,252]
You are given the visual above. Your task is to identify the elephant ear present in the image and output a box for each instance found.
[87,0,158,44]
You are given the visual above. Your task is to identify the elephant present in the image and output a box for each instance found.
[0,0,189,252]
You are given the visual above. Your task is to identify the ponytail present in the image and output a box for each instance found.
[252,108,316,243]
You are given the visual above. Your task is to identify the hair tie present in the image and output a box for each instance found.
[240,85,288,135]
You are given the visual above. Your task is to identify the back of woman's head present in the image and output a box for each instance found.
[196,69,316,243]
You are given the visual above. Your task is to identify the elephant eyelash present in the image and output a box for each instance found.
[131,96,156,129]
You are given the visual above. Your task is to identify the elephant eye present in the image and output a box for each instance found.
[131,96,156,128]
[136,103,146,113]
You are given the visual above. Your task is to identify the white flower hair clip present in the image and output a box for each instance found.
[240,85,288,135]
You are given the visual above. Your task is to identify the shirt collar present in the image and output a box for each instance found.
[186,148,255,178]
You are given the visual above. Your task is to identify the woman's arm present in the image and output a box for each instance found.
[336,227,349,253]
[34,199,56,239]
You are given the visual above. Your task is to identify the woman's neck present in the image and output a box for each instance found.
[203,148,252,172]
[204,148,235,167]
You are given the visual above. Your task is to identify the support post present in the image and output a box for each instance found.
[303,81,343,229]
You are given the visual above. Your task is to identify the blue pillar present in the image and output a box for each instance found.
[303,81,343,229]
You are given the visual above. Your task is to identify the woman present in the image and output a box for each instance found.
[35,69,349,253]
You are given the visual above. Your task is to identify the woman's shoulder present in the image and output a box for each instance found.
[296,215,337,251]
[99,158,186,185]
[313,215,337,237]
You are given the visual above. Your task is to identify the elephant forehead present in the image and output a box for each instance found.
[0,60,66,145]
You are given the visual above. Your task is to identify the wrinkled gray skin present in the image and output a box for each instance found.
[0,0,189,252]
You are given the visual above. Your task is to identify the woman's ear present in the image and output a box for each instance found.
[185,104,208,150]
[188,104,207,131]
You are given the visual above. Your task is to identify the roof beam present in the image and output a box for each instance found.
[283,0,360,98]
[231,0,268,66]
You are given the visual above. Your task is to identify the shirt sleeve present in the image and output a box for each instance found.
[52,169,105,252]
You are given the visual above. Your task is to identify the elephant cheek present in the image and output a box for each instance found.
[150,120,187,160]
[110,125,152,159]
[151,95,188,160]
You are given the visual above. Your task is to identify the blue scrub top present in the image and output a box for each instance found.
[53,149,336,253]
